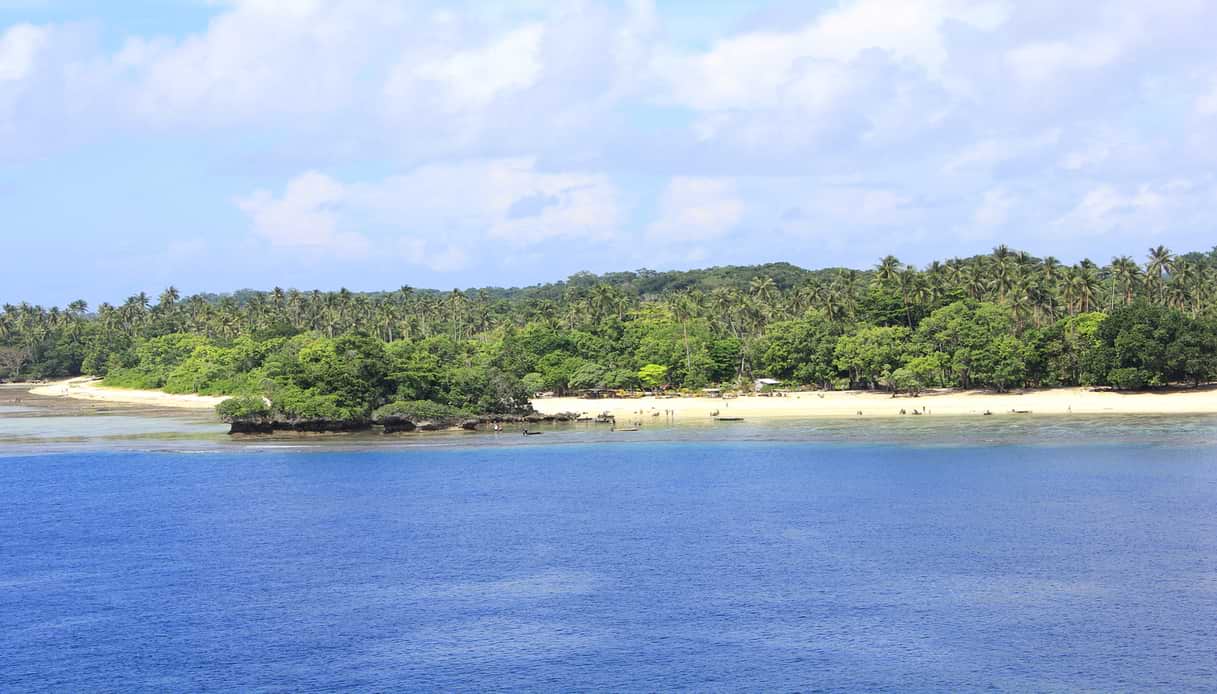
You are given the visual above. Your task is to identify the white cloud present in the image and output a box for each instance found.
[1060,142,1112,171]
[238,159,622,270]
[1053,181,1197,235]
[647,178,743,242]
[943,129,1060,173]
[404,24,543,112]
[655,0,1008,112]
[0,23,46,82]
[9,0,1217,285]
[103,0,412,125]
[1006,31,1130,85]
[974,188,1015,227]
[1197,76,1217,116]
[236,171,371,258]
[350,158,621,245]
[399,238,469,273]
[805,186,920,229]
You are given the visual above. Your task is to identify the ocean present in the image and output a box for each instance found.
[2,415,1217,691]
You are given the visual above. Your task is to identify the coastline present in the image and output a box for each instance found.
[532,386,1217,420]
[20,378,1217,421]
[27,377,230,411]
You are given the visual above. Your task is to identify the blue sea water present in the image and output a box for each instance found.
[3,419,1217,691]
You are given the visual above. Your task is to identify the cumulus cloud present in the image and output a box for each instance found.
[236,171,370,258]
[974,188,1016,228]
[0,23,45,82]
[943,130,1060,173]
[1005,30,1132,86]
[6,0,1217,288]
[655,0,1007,112]
[1197,76,1217,116]
[647,178,743,242]
[236,159,623,270]
[1053,180,1202,236]
[402,24,544,113]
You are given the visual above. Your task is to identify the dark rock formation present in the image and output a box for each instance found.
[227,417,371,434]
[227,411,583,435]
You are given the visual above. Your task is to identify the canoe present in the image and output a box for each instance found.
[714,417,744,422]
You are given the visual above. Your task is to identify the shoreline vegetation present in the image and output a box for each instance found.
[5,245,1217,434]
[21,378,1217,427]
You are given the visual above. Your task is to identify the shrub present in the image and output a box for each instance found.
[373,400,470,423]
[638,363,668,388]
[215,396,271,422]
[271,386,366,422]
[102,367,164,390]
[1108,367,1150,390]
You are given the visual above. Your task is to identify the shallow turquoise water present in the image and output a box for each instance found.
[2,415,1217,690]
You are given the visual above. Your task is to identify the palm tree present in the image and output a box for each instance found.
[158,286,180,310]
[990,255,1016,303]
[897,267,920,328]
[1167,260,1199,314]
[1146,245,1175,304]
[590,284,618,324]
[446,290,470,340]
[1110,256,1140,307]
[958,265,985,300]
[667,292,695,377]
[1063,265,1101,314]
[1041,256,1062,289]
[709,288,742,339]
[874,256,901,287]
[749,276,778,307]
[836,270,862,318]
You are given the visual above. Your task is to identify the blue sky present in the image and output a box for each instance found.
[2,0,1216,305]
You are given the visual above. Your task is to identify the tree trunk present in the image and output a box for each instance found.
[682,323,692,376]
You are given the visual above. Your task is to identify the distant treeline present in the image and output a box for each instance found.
[3,245,1217,421]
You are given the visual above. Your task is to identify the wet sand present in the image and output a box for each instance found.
[28,377,228,410]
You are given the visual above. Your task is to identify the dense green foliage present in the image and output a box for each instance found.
[372,400,471,422]
[4,245,1217,417]
[215,395,271,421]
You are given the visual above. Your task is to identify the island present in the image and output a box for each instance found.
[6,245,1217,434]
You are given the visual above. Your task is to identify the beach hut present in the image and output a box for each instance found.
[754,378,781,394]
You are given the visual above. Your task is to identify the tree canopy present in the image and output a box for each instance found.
[4,245,1217,419]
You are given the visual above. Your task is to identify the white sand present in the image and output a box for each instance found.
[29,377,229,410]
[533,387,1217,420]
[27,378,1217,418]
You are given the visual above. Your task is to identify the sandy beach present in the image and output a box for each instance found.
[532,387,1217,420]
[28,377,230,411]
[21,378,1217,419]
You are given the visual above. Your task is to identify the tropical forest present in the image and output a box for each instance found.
[3,245,1216,425]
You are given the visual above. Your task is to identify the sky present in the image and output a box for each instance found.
[2,0,1216,305]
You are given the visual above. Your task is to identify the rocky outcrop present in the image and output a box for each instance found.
[226,411,584,435]
[227,417,371,434]
[378,414,463,433]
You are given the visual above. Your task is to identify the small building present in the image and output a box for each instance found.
[754,378,781,393]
